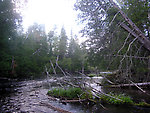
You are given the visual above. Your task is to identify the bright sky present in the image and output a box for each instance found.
[22,0,82,38]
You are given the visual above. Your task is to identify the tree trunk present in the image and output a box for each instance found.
[82,65,84,74]
[40,102,72,113]
[108,82,150,88]
[120,23,150,51]
[148,57,150,75]
[109,0,150,52]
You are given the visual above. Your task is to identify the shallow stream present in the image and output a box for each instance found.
[0,76,150,113]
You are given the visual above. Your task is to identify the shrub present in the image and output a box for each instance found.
[47,87,93,99]
[47,87,83,99]
[101,93,133,105]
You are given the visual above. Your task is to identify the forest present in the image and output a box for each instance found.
[0,0,150,112]
[0,0,150,83]
[0,0,88,79]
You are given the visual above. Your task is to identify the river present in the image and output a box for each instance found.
[0,76,150,113]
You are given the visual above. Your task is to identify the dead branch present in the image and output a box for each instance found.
[45,66,49,76]
[63,79,80,88]
[101,76,114,85]
[65,71,72,76]
[48,96,58,101]
[84,82,123,101]
[60,99,86,103]
[55,56,67,76]
[50,60,57,75]
[129,80,146,93]
[119,37,138,65]
[120,22,150,52]
[108,82,150,88]
[149,57,150,73]
[32,47,41,55]
[109,11,120,26]
[117,32,131,54]
[109,0,150,52]
[64,74,119,102]
[102,54,149,59]
[45,66,51,88]
[40,102,72,113]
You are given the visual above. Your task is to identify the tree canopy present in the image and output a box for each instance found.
[0,0,149,83]
[75,0,150,83]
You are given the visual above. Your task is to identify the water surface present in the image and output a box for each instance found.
[0,76,150,113]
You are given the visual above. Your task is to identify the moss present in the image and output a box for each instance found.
[80,89,93,99]
[47,87,93,100]
[88,74,96,77]
[100,93,133,105]
[48,88,150,107]
[134,102,150,107]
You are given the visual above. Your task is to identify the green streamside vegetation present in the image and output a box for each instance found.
[100,93,150,107]
[47,87,93,100]
[134,102,150,107]
[100,93,133,105]
[47,88,150,107]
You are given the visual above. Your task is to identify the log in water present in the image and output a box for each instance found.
[108,82,150,88]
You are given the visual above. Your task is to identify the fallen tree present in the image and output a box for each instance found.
[40,102,72,113]
[109,0,150,52]
[107,82,150,88]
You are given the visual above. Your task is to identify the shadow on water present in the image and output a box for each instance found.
[0,76,150,113]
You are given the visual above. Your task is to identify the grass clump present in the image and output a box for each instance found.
[134,102,150,107]
[47,87,93,100]
[101,93,133,105]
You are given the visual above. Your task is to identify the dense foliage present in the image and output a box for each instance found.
[0,0,149,82]
[101,93,133,105]
[0,0,88,79]
[75,0,150,83]
[0,0,21,77]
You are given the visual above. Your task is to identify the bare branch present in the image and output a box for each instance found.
[129,80,147,94]
[49,60,57,75]
[99,54,149,59]
[117,32,131,54]
[127,37,138,53]
[55,56,67,76]
[109,11,120,26]
[32,47,41,55]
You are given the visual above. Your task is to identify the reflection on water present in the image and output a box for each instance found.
[0,76,150,113]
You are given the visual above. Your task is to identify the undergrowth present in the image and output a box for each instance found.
[47,87,93,99]
[134,102,150,107]
[48,88,150,107]
[100,92,133,105]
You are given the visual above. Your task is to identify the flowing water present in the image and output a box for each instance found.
[0,76,150,113]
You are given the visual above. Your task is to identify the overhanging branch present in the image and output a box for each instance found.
[120,23,150,51]
[109,0,150,52]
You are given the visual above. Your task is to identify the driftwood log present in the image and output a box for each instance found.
[40,102,72,113]
[60,99,86,103]
[108,82,150,88]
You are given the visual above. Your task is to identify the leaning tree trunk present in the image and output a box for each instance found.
[109,0,150,52]
[148,56,150,75]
